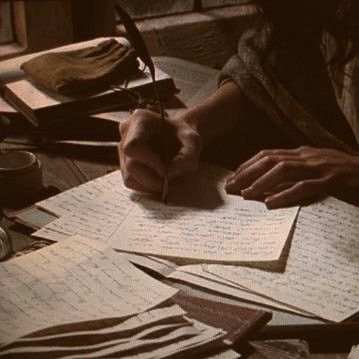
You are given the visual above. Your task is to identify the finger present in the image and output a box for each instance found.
[124,141,165,177]
[233,148,302,176]
[121,112,165,176]
[123,110,162,144]
[119,111,161,140]
[246,182,297,202]
[122,173,149,192]
[125,158,163,192]
[226,155,301,194]
[118,146,149,192]
[264,178,330,209]
[119,119,130,138]
[262,181,296,197]
[241,161,314,200]
[118,141,126,172]
[167,130,202,180]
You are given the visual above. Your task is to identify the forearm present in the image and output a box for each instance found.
[175,81,244,143]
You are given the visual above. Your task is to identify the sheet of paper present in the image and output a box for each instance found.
[206,197,359,322]
[113,253,311,316]
[117,251,311,317]
[169,266,313,316]
[0,236,177,344]
[32,227,70,241]
[58,319,225,359]
[349,345,359,359]
[1,305,187,347]
[35,164,227,242]
[0,323,191,357]
[35,163,298,262]
[34,186,137,242]
[36,170,124,217]
[123,253,178,277]
[0,305,190,356]
[2,320,226,359]
[111,163,298,262]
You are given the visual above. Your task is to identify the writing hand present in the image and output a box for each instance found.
[226,146,359,208]
[118,109,202,193]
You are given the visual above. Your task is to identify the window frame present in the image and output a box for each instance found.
[114,0,253,21]
[0,0,115,61]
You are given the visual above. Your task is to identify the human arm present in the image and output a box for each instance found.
[118,81,246,192]
[226,146,359,208]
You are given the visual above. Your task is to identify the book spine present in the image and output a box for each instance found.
[2,87,39,126]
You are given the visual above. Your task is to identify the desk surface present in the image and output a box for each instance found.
[0,57,354,357]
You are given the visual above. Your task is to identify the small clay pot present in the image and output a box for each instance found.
[0,151,43,207]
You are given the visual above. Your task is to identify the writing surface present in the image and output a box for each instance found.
[206,197,359,321]
[36,171,123,216]
[0,236,177,344]
[169,266,313,316]
[34,183,139,242]
[35,164,298,263]
[0,306,230,359]
[349,345,359,359]
[112,194,298,262]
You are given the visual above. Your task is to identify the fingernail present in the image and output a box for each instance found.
[241,187,253,198]
[265,196,275,209]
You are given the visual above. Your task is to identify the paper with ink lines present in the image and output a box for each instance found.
[34,164,298,263]
[0,236,177,344]
[205,197,359,322]
[0,304,239,359]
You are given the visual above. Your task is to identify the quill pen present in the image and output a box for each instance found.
[115,4,169,203]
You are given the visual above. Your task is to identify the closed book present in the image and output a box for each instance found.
[2,66,177,127]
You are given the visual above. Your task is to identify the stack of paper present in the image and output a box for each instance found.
[34,164,298,263]
[349,345,359,359]
[32,164,359,323]
[0,236,177,345]
[124,195,359,322]
[0,236,239,358]
[0,305,238,359]
[204,197,359,322]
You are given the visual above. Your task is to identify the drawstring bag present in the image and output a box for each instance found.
[21,39,139,95]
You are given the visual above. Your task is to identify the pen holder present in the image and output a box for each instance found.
[0,151,43,208]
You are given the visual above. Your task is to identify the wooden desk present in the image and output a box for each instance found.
[0,56,218,252]
[0,57,355,357]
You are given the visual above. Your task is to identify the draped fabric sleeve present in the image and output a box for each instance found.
[218,29,358,154]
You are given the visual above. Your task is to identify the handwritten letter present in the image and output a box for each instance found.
[206,197,359,321]
[36,171,123,216]
[114,197,297,262]
[0,236,177,344]
[35,164,298,263]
